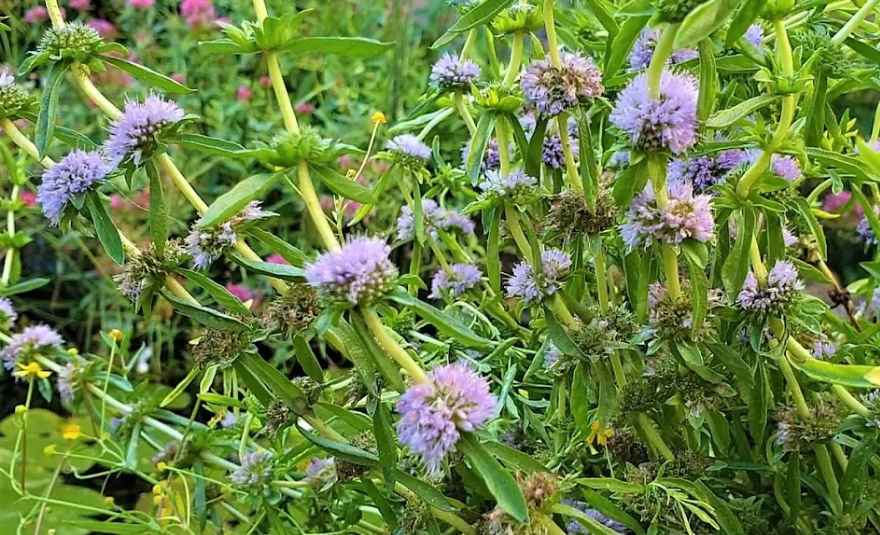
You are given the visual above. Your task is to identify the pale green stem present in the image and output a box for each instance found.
[502,32,524,86]
[558,112,582,194]
[637,413,675,461]
[543,0,562,67]
[495,115,513,175]
[1,185,19,286]
[831,0,880,46]
[647,24,679,99]
[505,204,533,263]
[647,156,681,299]
[459,29,477,61]
[360,307,428,384]
[550,293,579,330]
[453,93,477,136]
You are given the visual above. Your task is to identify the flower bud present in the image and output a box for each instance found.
[656,0,708,22]
[38,22,103,62]
[762,0,795,19]
[0,75,36,121]
[491,1,543,35]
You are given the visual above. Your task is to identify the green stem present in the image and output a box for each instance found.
[550,293,579,330]
[831,0,880,46]
[647,156,681,299]
[647,24,679,99]
[750,234,769,285]
[592,236,609,313]
[495,115,512,175]
[505,204,533,263]
[815,445,844,515]
[637,413,675,461]
[1,185,18,286]
[558,112,582,194]
[502,32,524,86]
[360,307,427,384]
[543,0,562,67]
[453,93,476,136]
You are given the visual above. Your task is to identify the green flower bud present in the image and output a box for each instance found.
[0,75,36,121]
[491,1,544,35]
[473,82,522,113]
[656,0,708,23]
[270,127,339,167]
[38,22,103,63]
[762,0,796,20]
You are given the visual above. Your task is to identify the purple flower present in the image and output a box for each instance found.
[479,169,537,196]
[543,342,562,369]
[37,150,113,224]
[304,457,337,490]
[771,155,801,181]
[506,248,572,305]
[0,298,17,326]
[105,95,184,166]
[745,24,764,48]
[783,227,799,248]
[304,236,398,305]
[461,138,501,173]
[629,28,698,71]
[620,182,714,249]
[737,260,804,313]
[185,222,237,269]
[56,363,77,403]
[610,70,699,155]
[857,207,880,246]
[396,362,496,472]
[668,155,732,192]
[230,451,273,487]
[386,134,431,165]
[430,53,480,90]
[1,325,64,369]
[520,113,579,169]
[812,336,836,359]
[396,200,474,241]
[521,52,603,116]
[429,264,482,299]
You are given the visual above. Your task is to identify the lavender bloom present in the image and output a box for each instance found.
[479,169,537,196]
[0,298,17,327]
[812,336,836,359]
[771,155,801,181]
[37,150,112,224]
[506,248,572,305]
[609,150,630,168]
[304,457,337,491]
[56,363,77,403]
[745,24,764,48]
[857,207,880,246]
[105,95,184,165]
[396,362,496,472]
[396,200,475,241]
[629,28,698,71]
[564,500,629,534]
[1,325,64,369]
[521,52,603,116]
[737,260,804,313]
[386,134,431,165]
[519,113,579,169]
[230,451,273,487]
[461,138,501,173]
[304,237,398,305]
[783,227,799,248]
[430,53,480,90]
[620,182,714,249]
[429,264,482,299]
[543,342,561,369]
[0,71,13,87]
[185,222,237,269]
[610,71,699,155]
[668,149,748,191]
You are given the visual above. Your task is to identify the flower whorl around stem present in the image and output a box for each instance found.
[629,28,698,71]
[396,199,475,242]
[386,134,431,168]
[37,22,103,62]
[429,263,482,299]
[0,71,36,120]
[1,325,64,370]
[521,52,604,116]
[229,451,274,488]
[185,223,237,270]
[737,260,804,314]
[105,95,184,166]
[610,70,699,155]
[0,298,18,329]
[668,149,747,192]
[506,248,572,305]
[478,169,537,197]
[396,362,496,472]
[430,53,480,91]
[304,237,398,306]
[620,182,714,249]
[37,150,113,225]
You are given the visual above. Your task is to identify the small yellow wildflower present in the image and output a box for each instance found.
[13,361,51,380]
[370,111,387,125]
[108,329,124,342]
[586,420,614,447]
[60,422,81,441]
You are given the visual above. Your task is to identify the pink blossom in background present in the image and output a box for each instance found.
[128,0,155,9]
[225,283,255,302]
[19,191,37,208]
[823,191,852,213]
[171,73,187,84]
[295,102,315,115]
[110,194,125,210]
[337,155,355,170]
[267,254,289,265]
[259,75,271,88]
[320,195,361,222]
[236,85,252,102]
[87,18,118,40]
[69,0,91,11]
[180,0,216,28]
[24,6,48,23]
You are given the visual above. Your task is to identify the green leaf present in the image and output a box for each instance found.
[391,469,456,511]
[178,269,250,316]
[581,488,646,535]
[685,254,708,334]
[237,353,306,407]
[466,112,497,182]
[842,440,876,507]
[572,363,589,433]
[603,0,651,80]
[311,165,373,203]
[458,433,529,523]
[792,198,826,261]
[482,441,547,473]
[795,358,880,388]
[67,521,147,534]
[199,174,279,228]
[432,0,515,49]
[785,455,801,519]
[725,0,763,47]
[85,192,125,265]
[0,277,50,296]
[246,228,306,266]
[36,62,68,157]
[844,37,880,64]
[612,157,647,207]
[707,342,753,401]
[297,424,379,466]
[722,207,755,296]
[805,71,827,147]
[697,39,717,122]
[748,361,771,442]
[100,55,193,94]
[575,478,644,494]
[228,253,305,280]
[485,206,501,294]
[159,290,247,331]
[293,335,324,382]
[674,0,734,49]
[524,116,548,178]
[145,160,168,256]
[706,95,779,129]
[388,289,492,349]
[177,133,247,157]
[623,251,649,321]
[583,0,619,35]
[279,37,394,58]
[373,402,398,485]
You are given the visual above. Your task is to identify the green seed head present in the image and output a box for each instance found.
[38,22,103,62]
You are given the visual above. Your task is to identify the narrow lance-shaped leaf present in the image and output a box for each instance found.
[146,160,168,257]
[199,173,279,228]
[279,37,394,58]
[85,191,125,265]
[432,0,515,49]
[458,433,529,523]
[100,55,194,94]
[36,62,68,157]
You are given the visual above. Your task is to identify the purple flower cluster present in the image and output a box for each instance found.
[506,249,572,304]
[185,222,237,269]
[610,70,698,155]
[745,24,764,48]
[521,52,603,116]
[812,336,837,359]
[304,236,398,305]
[430,53,480,90]
[620,182,714,249]
[520,113,579,169]
[668,149,748,191]
[0,298,17,327]
[737,260,804,313]
[396,362,496,472]
[429,263,482,299]
[386,134,431,166]
[396,199,475,241]
[105,95,184,165]
[857,207,880,246]
[230,451,273,487]
[629,28,698,71]
[37,150,113,224]
[56,363,78,403]
[771,154,801,181]
[461,138,502,173]
[479,169,537,197]
[304,457,337,491]
[1,325,63,369]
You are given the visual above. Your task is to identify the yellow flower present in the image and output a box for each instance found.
[108,329,124,342]
[370,111,387,125]
[586,420,614,447]
[13,361,51,380]
[60,423,81,441]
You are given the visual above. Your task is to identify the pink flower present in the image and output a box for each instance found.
[295,102,315,115]
[822,191,852,213]
[87,18,117,40]
[337,155,355,170]
[225,283,255,302]
[180,0,216,28]
[267,254,289,265]
[19,191,37,208]
[128,0,155,9]
[259,75,271,88]
[236,85,252,102]
[110,194,125,210]
[69,0,91,11]
[24,6,48,23]
[170,73,186,84]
